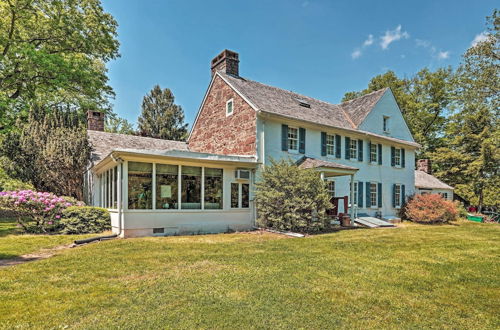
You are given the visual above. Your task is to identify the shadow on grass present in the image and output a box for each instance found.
[0,217,21,237]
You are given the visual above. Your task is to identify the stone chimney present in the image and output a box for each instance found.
[211,49,239,77]
[87,110,105,131]
[417,159,432,174]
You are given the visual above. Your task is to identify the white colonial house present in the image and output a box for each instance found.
[86,50,421,237]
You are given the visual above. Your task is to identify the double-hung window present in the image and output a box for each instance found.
[370,183,378,208]
[325,180,335,198]
[394,184,402,208]
[231,183,250,208]
[394,148,401,166]
[383,116,390,132]
[370,143,378,163]
[349,139,358,159]
[350,182,358,206]
[287,127,299,151]
[326,134,335,156]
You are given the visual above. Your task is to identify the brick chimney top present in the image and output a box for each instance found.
[417,159,432,174]
[87,110,105,131]
[211,49,239,77]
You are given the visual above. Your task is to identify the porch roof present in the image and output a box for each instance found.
[92,148,259,173]
[297,157,358,176]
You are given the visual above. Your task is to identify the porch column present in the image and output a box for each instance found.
[350,174,355,225]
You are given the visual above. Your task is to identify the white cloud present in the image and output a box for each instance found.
[380,25,409,50]
[351,49,362,59]
[363,34,374,47]
[470,32,488,47]
[437,51,450,59]
[415,39,431,48]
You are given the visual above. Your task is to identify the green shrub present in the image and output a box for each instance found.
[254,158,331,233]
[403,194,458,224]
[60,206,111,234]
[0,168,34,192]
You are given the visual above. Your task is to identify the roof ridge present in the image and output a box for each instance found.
[88,130,186,144]
[340,87,388,106]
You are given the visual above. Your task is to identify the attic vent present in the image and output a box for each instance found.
[294,98,310,108]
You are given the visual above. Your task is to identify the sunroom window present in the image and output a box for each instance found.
[156,164,178,209]
[181,166,202,209]
[204,168,223,209]
[231,182,250,208]
[128,162,153,209]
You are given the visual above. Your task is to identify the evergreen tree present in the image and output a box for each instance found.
[432,10,499,209]
[1,106,91,200]
[137,85,188,140]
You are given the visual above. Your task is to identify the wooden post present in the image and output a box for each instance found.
[350,174,355,225]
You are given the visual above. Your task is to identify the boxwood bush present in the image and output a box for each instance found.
[255,158,331,233]
[60,206,111,234]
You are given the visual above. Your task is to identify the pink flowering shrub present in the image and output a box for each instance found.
[0,190,84,233]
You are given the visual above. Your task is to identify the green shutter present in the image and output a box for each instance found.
[401,148,405,168]
[299,127,306,154]
[358,182,363,208]
[321,132,327,156]
[281,124,288,151]
[358,140,363,161]
[378,144,382,165]
[392,184,396,208]
[391,147,395,167]
[402,184,406,204]
[365,182,371,207]
[378,183,382,208]
[345,137,351,159]
[368,142,372,162]
[335,135,341,158]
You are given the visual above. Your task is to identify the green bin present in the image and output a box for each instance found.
[467,215,483,223]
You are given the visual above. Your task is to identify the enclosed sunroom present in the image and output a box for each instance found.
[88,148,258,238]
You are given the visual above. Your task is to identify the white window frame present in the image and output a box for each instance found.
[394,184,402,208]
[383,116,390,132]
[350,138,358,160]
[226,98,234,117]
[394,148,401,167]
[231,182,250,209]
[370,143,378,163]
[325,180,335,198]
[287,126,299,152]
[370,182,378,209]
[326,134,335,156]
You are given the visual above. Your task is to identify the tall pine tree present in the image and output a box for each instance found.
[432,10,499,209]
[137,85,188,141]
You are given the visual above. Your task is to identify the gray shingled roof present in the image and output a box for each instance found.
[219,72,387,130]
[415,170,454,190]
[297,157,358,171]
[88,130,188,164]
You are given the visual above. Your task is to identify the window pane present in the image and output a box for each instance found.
[204,168,223,209]
[370,183,377,207]
[156,164,178,209]
[241,184,250,208]
[288,127,298,150]
[128,162,153,209]
[231,183,239,208]
[113,167,117,208]
[350,139,357,159]
[181,166,201,209]
[326,134,335,155]
[370,144,377,162]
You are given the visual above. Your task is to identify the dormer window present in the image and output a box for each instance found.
[383,116,390,132]
[226,99,234,116]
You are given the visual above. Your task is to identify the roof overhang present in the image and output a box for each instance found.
[92,148,259,174]
[258,111,421,149]
[297,157,359,177]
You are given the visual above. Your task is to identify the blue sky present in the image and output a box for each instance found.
[103,0,496,128]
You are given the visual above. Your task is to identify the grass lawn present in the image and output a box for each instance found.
[0,220,498,329]
[0,217,96,260]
